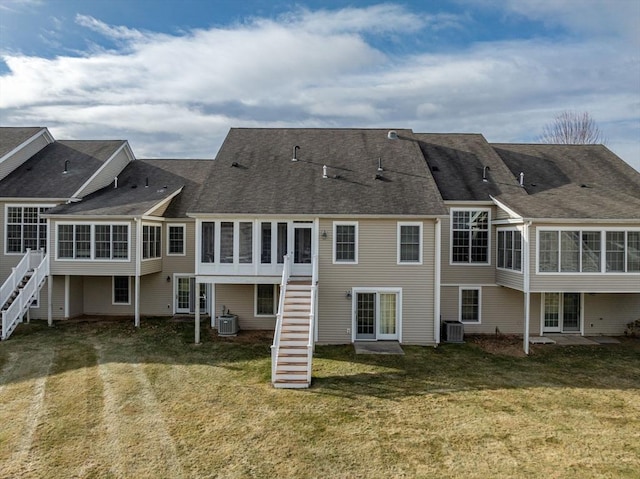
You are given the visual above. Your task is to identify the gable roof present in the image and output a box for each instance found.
[0,127,47,159]
[190,128,446,216]
[491,143,640,219]
[414,133,527,202]
[46,158,214,217]
[0,140,127,199]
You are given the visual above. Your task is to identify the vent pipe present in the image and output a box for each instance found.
[145,177,149,188]
[482,166,490,182]
[378,157,384,172]
[63,160,69,174]
[292,145,300,162]
[519,172,524,187]
[323,165,328,179]
[114,176,118,189]
[387,130,398,140]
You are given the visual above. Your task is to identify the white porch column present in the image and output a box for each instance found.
[523,221,532,355]
[434,218,442,344]
[134,275,140,328]
[194,281,201,344]
[47,275,53,327]
[64,275,70,319]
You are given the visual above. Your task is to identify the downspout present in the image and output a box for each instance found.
[523,221,532,355]
[47,217,53,327]
[434,218,442,345]
[195,280,201,344]
[134,218,141,327]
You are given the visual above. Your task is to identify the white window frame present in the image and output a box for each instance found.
[4,203,55,255]
[397,222,423,265]
[112,276,131,305]
[333,221,358,264]
[496,227,523,273]
[55,222,130,261]
[351,287,403,342]
[536,227,640,274]
[142,223,162,260]
[254,284,278,317]
[166,223,186,256]
[459,287,482,324]
[450,208,491,266]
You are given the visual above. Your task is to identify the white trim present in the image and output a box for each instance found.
[166,223,186,256]
[332,221,358,264]
[490,196,523,220]
[141,186,183,217]
[540,292,584,334]
[496,226,524,274]
[71,141,135,199]
[141,222,162,260]
[54,221,131,261]
[112,276,131,305]
[458,286,482,324]
[254,283,278,317]
[351,287,402,342]
[449,208,492,266]
[397,221,423,265]
[434,219,441,344]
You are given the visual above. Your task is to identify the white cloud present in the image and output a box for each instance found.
[0,4,638,170]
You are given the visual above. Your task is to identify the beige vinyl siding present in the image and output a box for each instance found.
[139,272,174,316]
[140,258,162,275]
[583,293,640,336]
[496,269,524,290]
[530,224,640,293]
[214,284,277,330]
[441,285,530,335]
[83,276,134,316]
[163,221,196,273]
[74,146,132,198]
[494,207,515,221]
[0,132,51,181]
[440,212,496,284]
[68,275,84,318]
[29,275,65,320]
[317,218,436,345]
[529,293,542,334]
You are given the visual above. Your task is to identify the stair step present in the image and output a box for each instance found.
[276,365,309,373]
[273,381,309,389]
[281,325,310,332]
[274,373,308,381]
[278,349,308,356]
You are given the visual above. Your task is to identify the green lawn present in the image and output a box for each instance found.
[1,319,639,478]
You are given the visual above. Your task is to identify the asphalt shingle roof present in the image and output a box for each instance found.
[47,159,214,217]
[0,127,46,159]
[492,144,640,219]
[191,128,447,216]
[0,140,126,198]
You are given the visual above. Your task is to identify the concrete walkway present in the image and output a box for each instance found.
[530,334,621,346]
[354,341,405,355]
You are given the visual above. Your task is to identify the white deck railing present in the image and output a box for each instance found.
[1,250,48,340]
[306,253,319,384]
[271,254,291,382]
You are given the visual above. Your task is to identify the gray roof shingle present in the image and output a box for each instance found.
[0,140,126,198]
[491,144,640,219]
[0,127,46,158]
[191,128,447,216]
[46,159,214,217]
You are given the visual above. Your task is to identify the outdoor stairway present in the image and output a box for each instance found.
[272,281,314,389]
[1,249,49,341]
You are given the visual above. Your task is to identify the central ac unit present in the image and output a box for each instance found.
[217,314,239,336]
[443,321,464,343]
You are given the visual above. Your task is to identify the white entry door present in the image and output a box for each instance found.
[543,293,581,333]
[290,223,313,276]
[176,277,208,314]
[354,290,399,341]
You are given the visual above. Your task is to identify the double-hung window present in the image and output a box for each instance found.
[142,225,161,259]
[451,209,490,264]
[113,276,130,304]
[255,284,277,316]
[167,224,185,255]
[497,229,522,271]
[334,222,358,263]
[5,205,52,253]
[57,223,129,260]
[200,221,254,264]
[459,288,481,323]
[398,222,422,264]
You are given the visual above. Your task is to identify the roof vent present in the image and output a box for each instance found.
[323,165,328,179]
[387,130,398,140]
[114,176,118,188]
[145,177,149,188]
[377,157,384,172]
[519,172,524,187]
[232,162,239,168]
[292,145,300,162]
[63,160,70,174]
[375,173,384,181]
[483,166,491,183]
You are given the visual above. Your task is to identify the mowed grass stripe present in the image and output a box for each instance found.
[94,344,186,479]
[0,348,54,477]
[24,342,106,478]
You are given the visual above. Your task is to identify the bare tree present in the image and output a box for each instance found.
[538,111,606,144]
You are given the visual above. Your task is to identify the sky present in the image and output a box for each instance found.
[0,0,639,171]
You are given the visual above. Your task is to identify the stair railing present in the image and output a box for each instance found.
[271,254,291,383]
[307,253,319,384]
[0,249,34,311]
[1,251,48,340]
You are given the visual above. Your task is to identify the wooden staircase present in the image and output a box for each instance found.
[273,281,313,388]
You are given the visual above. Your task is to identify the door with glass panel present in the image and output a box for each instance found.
[291,223,313,276]
[176,277,208,314]
[355,291,399,340]
[543,292,581,333]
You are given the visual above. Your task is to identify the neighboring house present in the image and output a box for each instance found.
[1,126,638,387]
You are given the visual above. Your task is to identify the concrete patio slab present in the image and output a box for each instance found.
[543,334,600,345]
[589,336,621,344]
[530,336,556,344]
[354,341,405,355]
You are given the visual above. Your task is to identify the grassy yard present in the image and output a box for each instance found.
[1,319,639,479]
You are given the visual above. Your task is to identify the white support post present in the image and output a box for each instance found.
[134,275,140,328]
[47,275,53,327]
[523,221,532,355]
[194,281,201,344]
[434,218,442,344]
